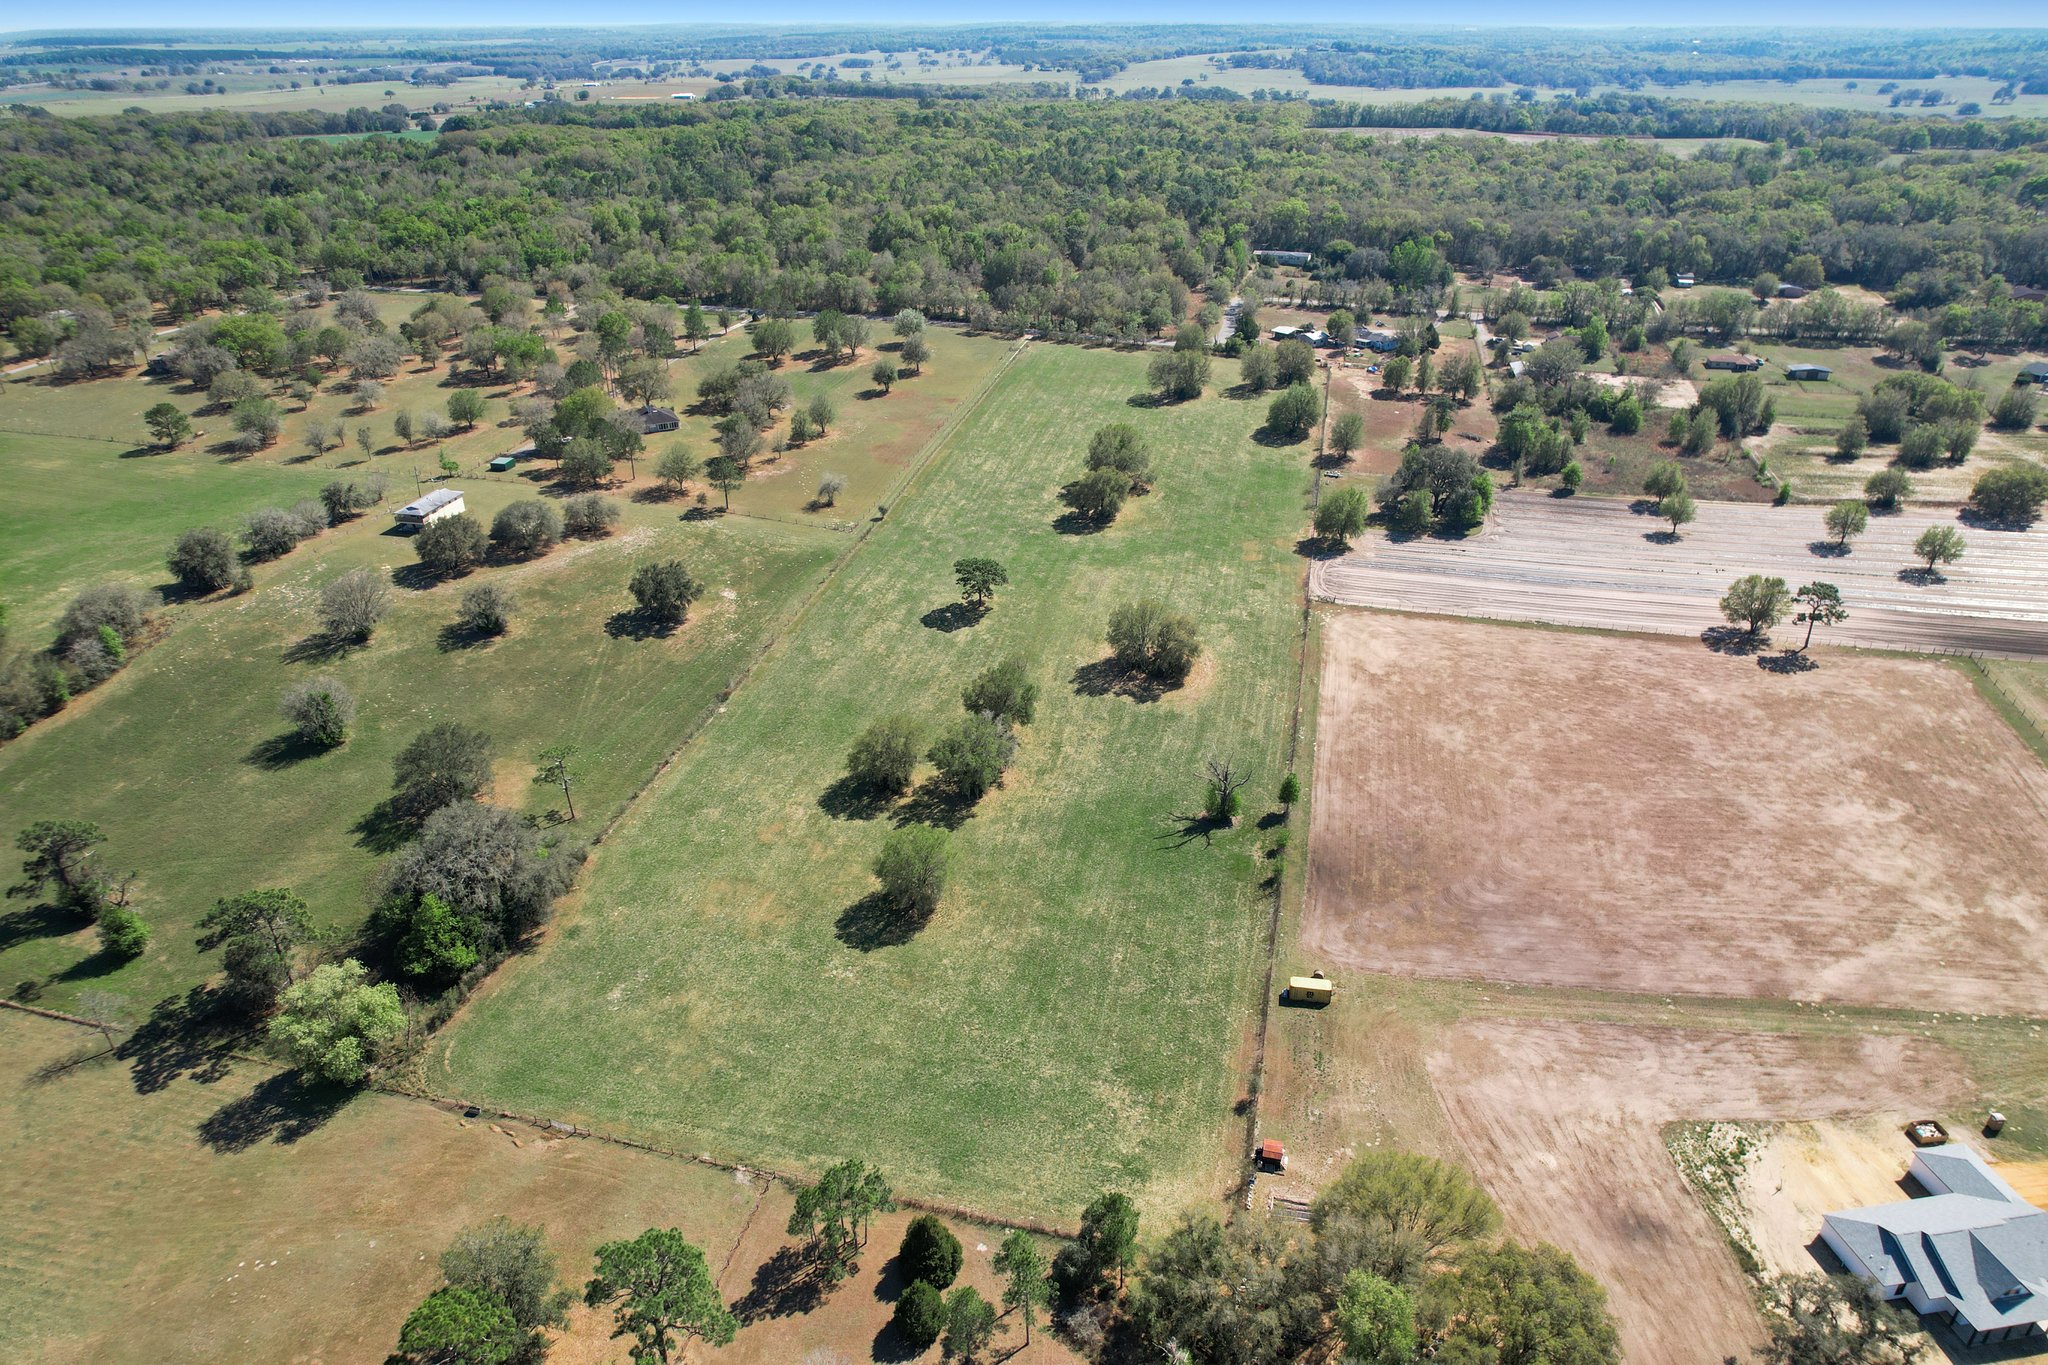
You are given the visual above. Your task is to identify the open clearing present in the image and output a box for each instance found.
[1303,612,2048,1011]
[433,343,1307,1221]
[1425,1019,1965,1365]
[0,1011,1076,1364]
[1311,490,2048,658]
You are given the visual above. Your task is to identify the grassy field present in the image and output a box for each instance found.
[0,1010,1078,1364]
[434,342,1312,1222]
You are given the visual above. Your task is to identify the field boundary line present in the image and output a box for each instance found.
[1958,657,2048,769]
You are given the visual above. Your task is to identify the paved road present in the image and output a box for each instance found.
[1311,491,2048,659]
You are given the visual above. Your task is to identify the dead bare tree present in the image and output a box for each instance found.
[1203,759,1251,827]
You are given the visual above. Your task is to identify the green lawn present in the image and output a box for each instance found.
[434,343,1310,1221]
[0,478,841,1009]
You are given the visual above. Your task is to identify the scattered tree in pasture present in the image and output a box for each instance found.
[786,1159,895,1285]
[1147,348,1210,402]
[318,568,389,643]
[870,357,898,393]
[414,513,490,577]
[456,583,515,638]
[715,416,761,466]
[1793,582,1848,653]
[11,819,107,915]
[440,1217,573,1343]
[446,388,486,430]
[751,318,795,364]
[200,886,312,1008]
[994,1230,1052,1346]
[534,744,577,822]
[893,1280,947,1351]
[874,824,952,920]
[1642,460,1687,501]
[166,527,241,594]
[927,713,1016,800]
[392,722,494,819]
[1330,410,1365,459]
[1086,423,1154,491]
[961,656,1037,725]
[558,435,616,489]
[96,904,150,959]
[1835,414,1868,459]
[1721,574,1793,637]
[1202,758,1250,826]
[1991,385,2038,432]
[705,454,745,510]
[655,444,701,494]
[562,494,621,539]
[899,332,931,374]
[378,802,574,955]
[1560,460,1584,492]
[1314,486,1372,547]
[901,1214,964,1289]
[1825,499,1869,548]
[391,1287,523,1365]
[1274,339,1316,388]
[815,472,847,506]
[1106,599,1200,681]
[1064,467,1129,523]
[144,402,192,449]
[1914,523,1966,571]
[489,500,563,560]
[267,959,405,1084]
[1379,354,1412,392]
[1266,382,1323,439]
[584,1228,737,1362]
[628,560,703,626]
[231,396,283,448]
[1240,346,1277,392]
[1278,773,1301,816]
[1054,1191,1140,1300]
[846,714,924,795]
[280,675,355,746]
[807,393,836,434]
[943,1286,998,1363]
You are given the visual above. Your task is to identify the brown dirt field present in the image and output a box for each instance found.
[1304,612,2048,1011]
[1426,1020,1966,1365]
[1731,1117,1929,1279]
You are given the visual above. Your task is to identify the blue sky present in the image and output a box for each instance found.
[6,4,2044,29]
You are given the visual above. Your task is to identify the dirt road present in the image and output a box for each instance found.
[1311,491,2048,659]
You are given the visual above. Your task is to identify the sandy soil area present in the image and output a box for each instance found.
[1305,612,2048,1010]
[1310,489,2048,658]
[1426,1020,1964,1365]
[1733,1117,1927,1278]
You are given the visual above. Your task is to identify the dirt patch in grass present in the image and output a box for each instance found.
[1304,612,2048,1011]
[1426,1019,1963,1365]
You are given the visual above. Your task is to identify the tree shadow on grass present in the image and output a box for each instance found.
[1642,529,1680,545]
[245,731,325,770]
[835,891,930,952]
[919,601,982,633]
[0,900,78,955]
[281,632,350,666]
[891,778,976,832]
[1898,566,1947,586]
[1154,810,1227,850]
[818,775,892,822]
[436,622,499,653]
[1251,426,1309,449]
[1701,625,1770,656]
[1071,658,1175,703]
[1807,540,1850,558]
[389,562,445,593]
[1960,508,2037,533]
[872,1321,924,1364]
[117,987,240,1095]
[352,797,418,855]
[1125,391,1173,410]
[52,949,131,984]
[1052,508,1112,536]
[733,1245,830,1323]
[603,609,680,641]
[198,1070,352,1154]
[1760,650,1819,675]
[1293,534,1346,561]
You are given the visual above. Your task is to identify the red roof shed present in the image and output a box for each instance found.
[1259,1139,1285,1163]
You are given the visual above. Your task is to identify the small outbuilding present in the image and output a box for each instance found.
[488,454,518,472]
[394,488,466,527]
[1256,1139,1288,1171]
[2016,362,2048,385]
[1776,283,1810,299]
[1674,273,1697,289]
[1254,249,1312,267]
[1285,972,1335,1006]
[1785,363,1832,381]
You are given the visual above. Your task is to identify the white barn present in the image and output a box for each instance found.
[1821,1143,2048,1349]
[394,488,466,528]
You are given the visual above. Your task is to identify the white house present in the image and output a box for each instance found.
[1821,1143,2048,1349]
[394,488,466,528]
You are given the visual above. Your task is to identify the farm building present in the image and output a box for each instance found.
[1674,273,1697,288]
[629,406,680,434]
[1358,330,1400,353]
[1776,283,1810,299]
[488,454,518,472]
[1254,249,1312,267]
[1704,354,1764,372]
[1256,1139,1288,1171]
[1821,1143,2048,1349]
[2017,362,2048,385]
[393,488,466,527]
[1271,324,1300,339]
[1785,363,1832,381]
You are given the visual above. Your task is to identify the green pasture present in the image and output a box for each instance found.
[435,342,1311,1221]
